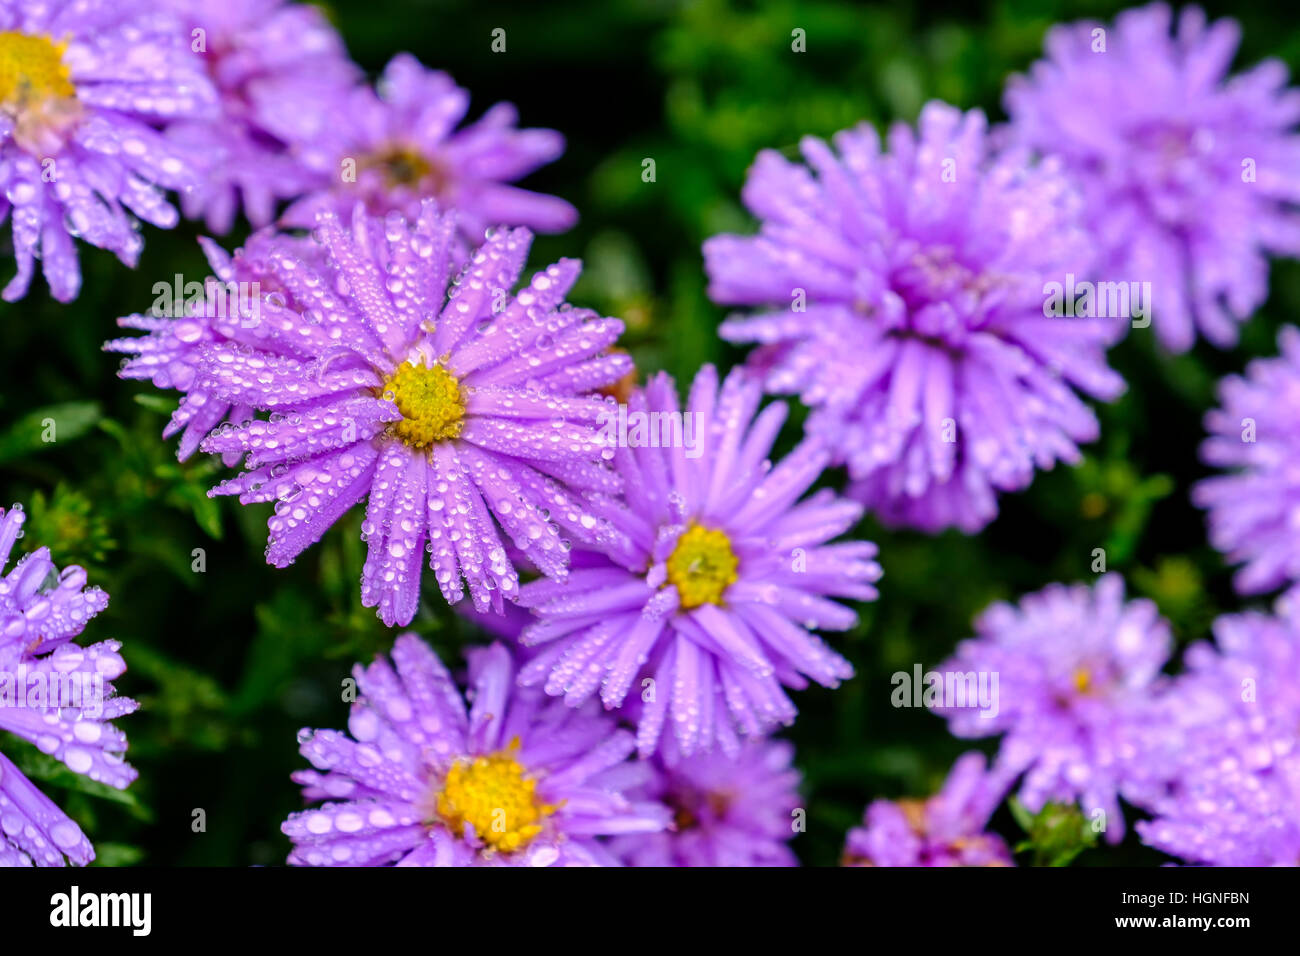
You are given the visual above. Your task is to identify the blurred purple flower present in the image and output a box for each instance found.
[192,204,629,626]
[933,574,1171,843]
[518,364,881,759]
[283,635,668,866]
[0,504,137,867]
[0,0,216,301]
[163,0,361,233]
[283,54,576,252]
[842,753,1013,866]
[1194,326,1300,596]
[1005,3,1300,351]
[1137,602,1300,865]
[705,102,1122,533]
[609,738,802,866]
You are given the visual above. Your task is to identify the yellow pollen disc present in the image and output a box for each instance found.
[363,145,441,191]
[665,522,739,609]
[435,740,557,854]
[1073,667,1093,694]
[380,360,465,449]
[0,33,74,108]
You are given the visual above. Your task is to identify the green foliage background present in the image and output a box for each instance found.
[2,0,1296,866]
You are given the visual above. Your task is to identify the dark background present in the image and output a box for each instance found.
[1,0,1297,865]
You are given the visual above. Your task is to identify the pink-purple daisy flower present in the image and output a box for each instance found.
[186,203,629,626]
[1193,326,1300,596]
[0,0,216,301]
[1004,3,1300,352]
[0,504,137,867]
[517,364,882,759]
[283,635,668,866]
[705,102,1123,533]
[842,752,1013,866]
[608,738,802,866]
[283,53,576,252]
[933,574,1171,843]
[163,0,361,234]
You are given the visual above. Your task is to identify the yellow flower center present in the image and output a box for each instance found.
[0,32,74,109]
[363,145,444,192]
[380,359,465,449]
[665,522,739,609]
[435,742,557,854]
[1072,667,1093,694]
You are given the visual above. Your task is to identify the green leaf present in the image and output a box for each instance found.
[133,393,180,416]
[173,481,224,540]
[0,402,101,464]
[91,843,146,867]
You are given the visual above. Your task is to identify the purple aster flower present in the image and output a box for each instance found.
[0,504,137,867]
[842,753,1014,866]
[0,0,216,301]
[283,53,576,252]
[934,574,1171,843]
[282,634,668,866]
[1193,326,1300,596]
[1004,3,1300,352]
[705,102,1123,533]
[1137,603,1300,866]
[517,364,882,759]
[162,0,361,234]
[188,203,630,626]
[607,738,802,867]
